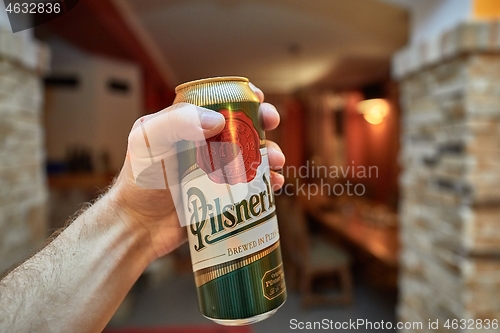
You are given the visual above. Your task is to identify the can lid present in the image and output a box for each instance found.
[175,76,249,93]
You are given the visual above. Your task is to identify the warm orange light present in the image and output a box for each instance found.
[474,0,500,19]
[357,98,389,125]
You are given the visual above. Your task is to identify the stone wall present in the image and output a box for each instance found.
[0,27,49,274]
[394,22,500,332]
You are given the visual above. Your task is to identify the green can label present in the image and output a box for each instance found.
[262,264,286,300]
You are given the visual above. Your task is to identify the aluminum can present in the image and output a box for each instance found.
[173,76,286,325]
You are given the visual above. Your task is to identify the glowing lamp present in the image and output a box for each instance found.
[357,98,389,125]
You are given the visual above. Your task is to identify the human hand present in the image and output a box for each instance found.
[108,85,285,261]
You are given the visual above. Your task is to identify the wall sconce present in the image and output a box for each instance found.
[357,98,389,125]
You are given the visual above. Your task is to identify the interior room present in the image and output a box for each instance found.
[1,0,500,332]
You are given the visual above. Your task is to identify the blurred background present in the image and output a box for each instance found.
[1,0,500,332]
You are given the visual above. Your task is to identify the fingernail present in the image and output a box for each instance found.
[277,173,285,182]
[270,147,285,160]
[272,173,285,191]
[201,111,224,130]
[249,82,264,102]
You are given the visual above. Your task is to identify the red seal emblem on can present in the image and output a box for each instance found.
[196,109,261,185]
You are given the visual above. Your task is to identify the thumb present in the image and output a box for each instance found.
[127,102,225,189]
[199,108,226,138]
[128,103,224,160]
[156,102,225,142]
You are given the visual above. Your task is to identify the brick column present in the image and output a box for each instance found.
[394,22,500,332]
[0,27,50,274]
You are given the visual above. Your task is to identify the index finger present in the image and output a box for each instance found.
[260,103,280,131]
[249,82,264,103]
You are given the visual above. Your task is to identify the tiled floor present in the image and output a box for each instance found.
[108,272,397,333]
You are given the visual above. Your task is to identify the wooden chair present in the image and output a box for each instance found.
[276,195,353,307]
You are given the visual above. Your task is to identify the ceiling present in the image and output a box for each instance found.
[114,0,409,93]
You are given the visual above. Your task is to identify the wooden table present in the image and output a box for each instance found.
[48,173,115,191]
[304,200,400,267]
[47,173,116,230]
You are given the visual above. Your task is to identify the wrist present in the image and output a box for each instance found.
[104,186,159,264]
[106,161,188,258]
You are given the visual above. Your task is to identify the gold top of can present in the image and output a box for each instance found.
[173,76,258,107]
[175,76,249,93]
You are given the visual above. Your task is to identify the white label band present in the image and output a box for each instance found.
[182,148,280,272]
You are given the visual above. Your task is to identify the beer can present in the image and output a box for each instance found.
[173,76,286,325]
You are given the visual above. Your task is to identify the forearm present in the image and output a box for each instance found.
[0,192,156,333]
